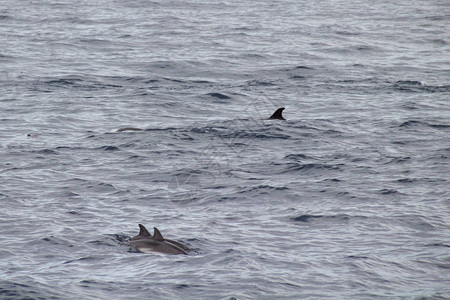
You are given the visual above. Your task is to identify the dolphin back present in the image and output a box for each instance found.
[127,224,190,255]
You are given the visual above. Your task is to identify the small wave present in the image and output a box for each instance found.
[291,214,351,223]
[291,214,323,222]
[42,236,73,247]
[206,92,231,99]
[284,163,342,173]
[399,120,423,127]
[238,185,289,194]
[347,255,369,259]
[282,65,314,80]
[32,149,59,155]
[97,145,120,151]
[429,124,450,129]
[69,181,118,194]
[356,45,375,51]
[41,76,123,91]
[396,80,424,85]
[428,38,447,45]
[294,65,313,70]
[393,81,450,93]
[426,243,450,248]
[289,75,305,80]
[284,153,311,160]
[322,178,342,182]
[385,156,411,164]
[281,65,313,71]
[161,76,185,83]
[144,78,160,84]
[110,233,130,245]
[143,127,179,132]
[399,120,449,129]
[425,15,448,21]
[46,78,82,86]
[78,38,112,45]
[64,256,99,265]
[0,281,63,300]
[245,80,275,86]
[189,125,290,140]
[396,215,436,231]
[335,30,360,36]
[378,188,400,195]
[87,238,118,247]
[175,284,191,289]
[396,178,417,183]
[234,132,290,140]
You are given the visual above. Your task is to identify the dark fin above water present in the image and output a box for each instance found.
[129,224,191,255]
[138,224,152,238]
[153,227,165,241]
[269,107,286,120]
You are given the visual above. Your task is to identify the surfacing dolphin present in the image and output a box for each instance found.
[268,107,286,120]
[127,224,190,255]
[115,107,286,132]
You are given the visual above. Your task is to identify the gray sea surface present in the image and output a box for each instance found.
[1,0,449,299]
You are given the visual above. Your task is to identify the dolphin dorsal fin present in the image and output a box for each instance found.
[152,227,165,241]
[138,224,152,237]
[269,107,286,120]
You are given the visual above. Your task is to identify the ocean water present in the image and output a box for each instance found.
[1,0,449,299]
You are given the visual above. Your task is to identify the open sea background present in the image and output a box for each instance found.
[1,0,449,299]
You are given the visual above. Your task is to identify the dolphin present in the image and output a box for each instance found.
[268,107,286,120]
[127,224,190,255]
[115,107,286,132]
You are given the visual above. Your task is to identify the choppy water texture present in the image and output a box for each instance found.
[1,0,449,299]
